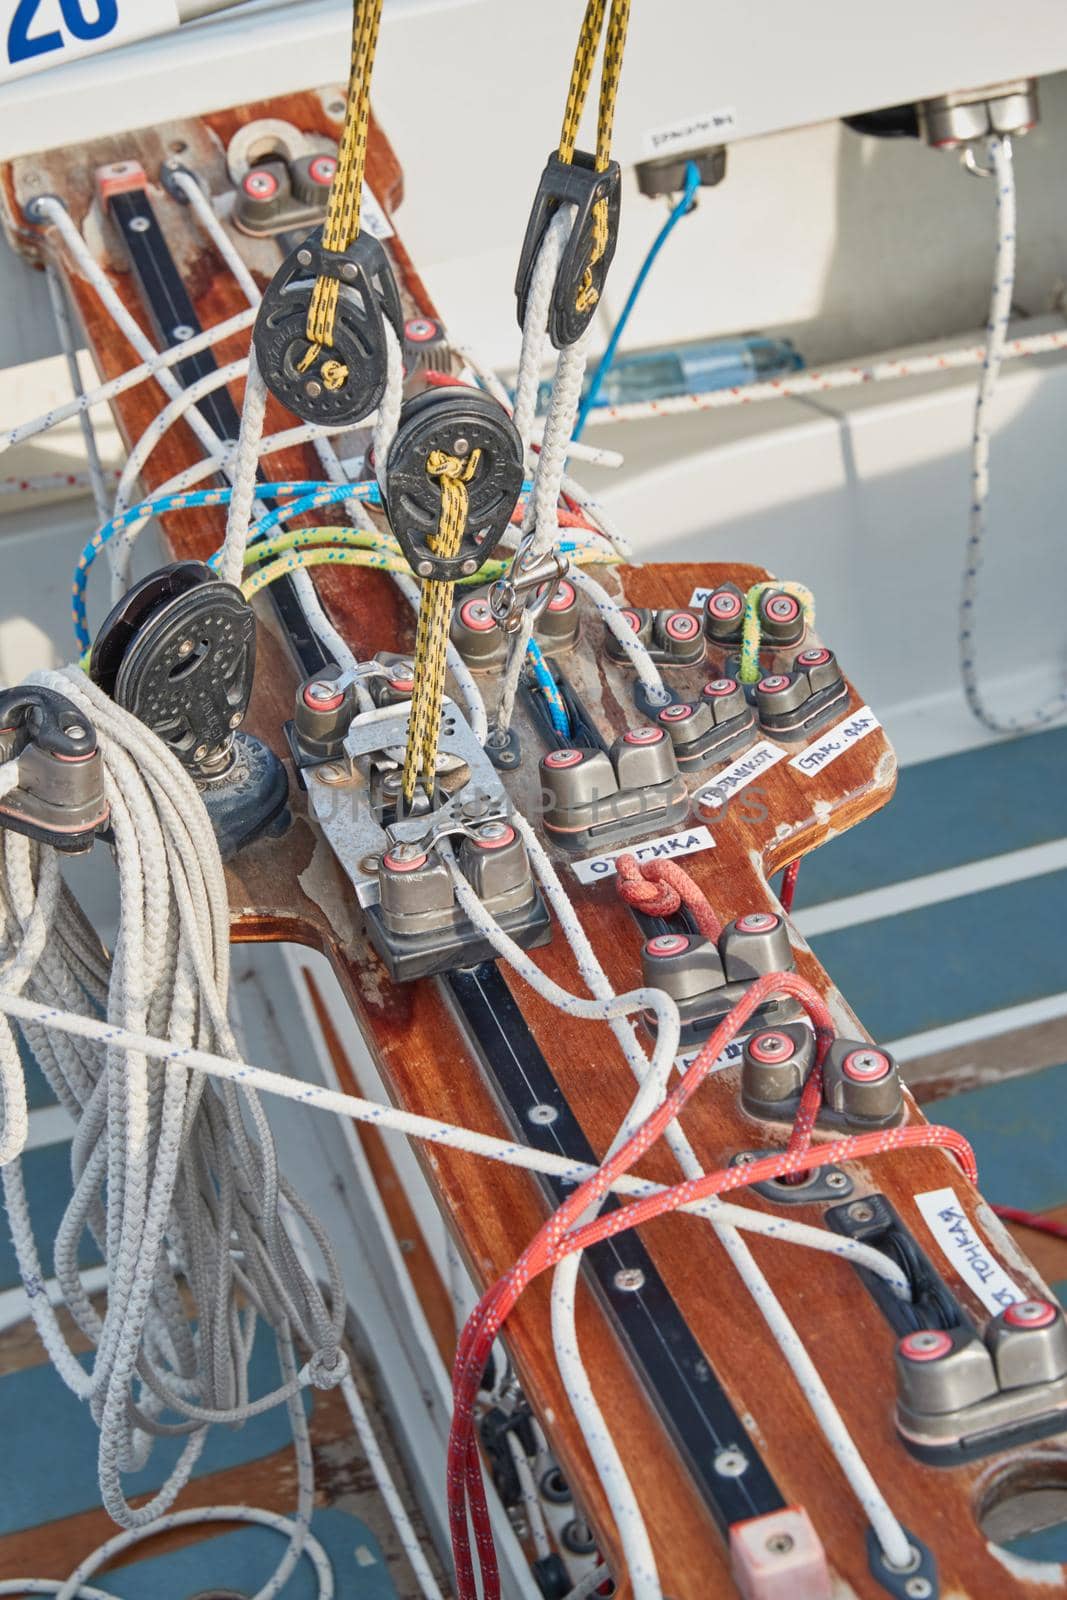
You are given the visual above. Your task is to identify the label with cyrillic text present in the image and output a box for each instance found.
[360,187,395,241]
[572,826,713,886]
[694,741,785,813]
[643,106,738,160]
[1,0,180,86]
[788,707,880,777]
[914,1187,1025,1314]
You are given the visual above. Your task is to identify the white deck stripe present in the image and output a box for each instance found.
[884,992,1067,1064]
[23,1104,76,1152]
[795,838,1067,938]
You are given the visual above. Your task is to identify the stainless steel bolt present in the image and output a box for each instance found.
[129,216,151,233]
[478,821,510,841]
[360,855,381,875]
[905,1580,932,1599]
[848,1201,875,1224]
[416,560,434,577]
[461,558,478,575]
[228,712,243,729]
[178,639,195,657]
[452,437,470,456]
[527,1103,558,1127]
[306,380,323,400]
[172,324,195,342]
[825,1171,850,1191]
[341,262,358,282]
[193,743,209,763]
[297,248,313,267]
[614,1268,646,1293]
[765,1533,794,1556]
[307,679,339,703]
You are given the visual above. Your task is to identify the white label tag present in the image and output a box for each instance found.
[643,106,738,160]
[694,740,785,812]
[914,1187,1025,1315]
[688,586,716,607]
[360,187,394,241]
[788,707,880,777]
[572,825,713,886]
[0,0,180,85]
[675,1034,748,1076]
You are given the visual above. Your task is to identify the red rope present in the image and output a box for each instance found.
[779,859,801,913]
[994,1205,1067,1241]
[445,966,977,1598]
[614,854,723,939]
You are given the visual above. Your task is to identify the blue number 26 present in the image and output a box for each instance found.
[8,0,119,65]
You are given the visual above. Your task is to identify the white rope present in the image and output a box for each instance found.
[217,346,269,586]
[570,567,669,704]
[172,167,262,305]
[43,264,111,523]
[0,310,258,458]
[958,136,1067,734]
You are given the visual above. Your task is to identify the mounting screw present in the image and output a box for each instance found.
[178,639,194,658]
[848,1201,875,1224]
[461,558,478,575]
[905,1581,932,1599]
[614,1267,645,1293]
[172,324,195,342]
[306,679,340,704]
[193,743,209,762]
[306,379,323,400]
[714,1446,748,1478]
[360,854,381,874]
[478,821,510,841]
[416,560,434,577]
[341,262,358,282]
[129,215,151,233]
[297,248,313,268]
[733,1151,758,1166]
[314,762,350,786]
[228,712,243,729]
[825,1171,849,1191]
[452,437,470,456]
[765,1533,795,1556]
[527,1103,558,1127]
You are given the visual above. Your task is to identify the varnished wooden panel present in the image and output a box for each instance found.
[6,91,1066,1600]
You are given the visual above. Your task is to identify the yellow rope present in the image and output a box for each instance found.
[304,0,385,362]
[557,0,631,314]
[401,450,482,804]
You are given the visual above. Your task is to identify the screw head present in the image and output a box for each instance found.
[305,379,323,400]
[1005,1298,1058,1329]
[714,1446,748,1477]
[452,437,470,457]
[129,215,151,233]
[528,1103,558,1126]
[193,743,209,762]
[172,324,195,342]
[848,1201,875,1224]
[614,1268,645,1293]
[306,678,341,704]
[765,1533,795,1556]
[297,248,313,267]
[341,262,358,282]
[842,1048,891,1082]
[314,762,350,786]
[905,1580,933,1599]
[900,1330,953,1362]
[178,638,195,657]
[228,712,243,729]
[416,560,434,577]
[461,558,478,575]
[825,1171,850,1191]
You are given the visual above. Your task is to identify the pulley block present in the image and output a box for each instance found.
[91,561,255,772]
[515,151,622,348]
[253,227,404,426]
[384,387,524,582]
[0,687,108,853]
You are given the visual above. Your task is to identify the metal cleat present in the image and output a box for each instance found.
[0,687,108,854]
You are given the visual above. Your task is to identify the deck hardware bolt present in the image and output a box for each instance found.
[527,1103,558,1126]
[178,639,194,657]
[765,1533,794,1556]
[614,1267,646,1293]
[172,324,195,342]
[297,249,313,267]
[306,679,339,703]
[305,379,323,400]
[905,1581,932,1599]
[341,262,358,282]
[228,712,243,729]
[714,1446,748,1477]
[825,1171,849,1191]
[416,560,434,577]
[129,216,151,233]
[360,855,381,874]
[314,762,349,785]
[193,743,209,762]
[848,1201,875,1224]
[461,558,478,575]
[452,437,470,456]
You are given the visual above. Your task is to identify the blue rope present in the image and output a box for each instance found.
[527,638,570,737]
[573,160,702,439]
[71,481,377,651]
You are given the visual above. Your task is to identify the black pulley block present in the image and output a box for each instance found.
[515,150,622,348]
[383,386,524,582]
[91,562,255,771]
[253,227,404,426]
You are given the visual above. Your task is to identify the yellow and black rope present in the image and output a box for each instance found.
[401,450,482,804]
[301,0,386,387]
[557,0,632,314]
